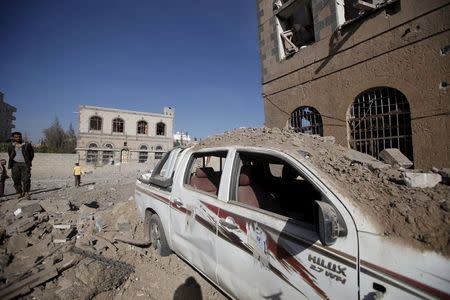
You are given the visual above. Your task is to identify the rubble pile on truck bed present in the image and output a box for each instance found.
[196,127,450,256]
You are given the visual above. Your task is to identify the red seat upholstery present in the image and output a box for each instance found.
[190,167,219,194]
[238,165,282,213]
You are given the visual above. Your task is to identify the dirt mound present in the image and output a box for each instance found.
[196,127,450,256]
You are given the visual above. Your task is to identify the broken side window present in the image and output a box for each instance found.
[184,151,227,197]
[230,151,323,226]
[275,0,315,59]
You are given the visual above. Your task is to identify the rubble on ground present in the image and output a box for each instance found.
[0,174,225,299]
[196,127,450,256]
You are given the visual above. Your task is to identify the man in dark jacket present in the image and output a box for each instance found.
[7,132,34,199]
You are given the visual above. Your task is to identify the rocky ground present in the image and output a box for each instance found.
[0,162,227,300]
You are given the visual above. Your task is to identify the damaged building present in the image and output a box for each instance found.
[0,92,17,143]
[76,105,174,164]
[257,0,450,168]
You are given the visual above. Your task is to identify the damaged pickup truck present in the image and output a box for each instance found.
[135,131,450,300]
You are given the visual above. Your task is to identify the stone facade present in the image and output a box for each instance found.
[0,92,17,142]
[77,105,174,164]
[257,0,450,168]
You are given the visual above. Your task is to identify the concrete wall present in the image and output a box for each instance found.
[257,0,450,168]
[0,152,159,179]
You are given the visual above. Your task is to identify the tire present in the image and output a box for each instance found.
[148,214,171,256]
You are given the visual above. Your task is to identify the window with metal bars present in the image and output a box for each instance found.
[290,106,324,136]
[87,143,99,164]
[113,118,124,133]
[348,87,413,161]
[139,145,148,163]
[102,143,114,164]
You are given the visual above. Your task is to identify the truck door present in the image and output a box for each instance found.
[170,150,229,284]
[214,149,359,299]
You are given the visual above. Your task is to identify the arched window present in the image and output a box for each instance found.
[139,145,148,163]
[86,143,99,163]
[348,87,413,161]
[156,122,165,136]
[89,116,102,131]
[102,143,114,164]
[112,118,124,133]
[137,120,148,135]
[155,145,163,159]
[290,106,323,136]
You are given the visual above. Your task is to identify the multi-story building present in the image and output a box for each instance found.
[257,0,449,168]
[76,105,174,164]
[0,92,17,142]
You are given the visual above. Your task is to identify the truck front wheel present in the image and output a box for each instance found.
[148,214,171,256]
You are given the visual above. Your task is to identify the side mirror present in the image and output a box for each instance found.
[315,201,347,246]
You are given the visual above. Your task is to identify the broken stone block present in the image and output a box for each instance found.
[379,148,413,168]
[346,149,390,170]
[404,172,442,188]
[7,233,29,253]
[40,199,70,213]
[79,204,97,220]
[319,136,335,144]
[20,202,44,217]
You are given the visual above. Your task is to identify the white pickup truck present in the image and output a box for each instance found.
[135,145,450,300]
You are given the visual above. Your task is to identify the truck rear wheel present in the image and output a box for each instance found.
[148,214,171,256]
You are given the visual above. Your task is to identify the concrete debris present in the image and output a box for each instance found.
[20,203,44,217]
[197,127,450,256]
[404,172,442,188]
[53,224,72,230]
[379,148,413,168]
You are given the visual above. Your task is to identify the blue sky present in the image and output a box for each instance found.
[0,0,263,142]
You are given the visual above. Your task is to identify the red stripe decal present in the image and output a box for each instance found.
[361,260,450,299]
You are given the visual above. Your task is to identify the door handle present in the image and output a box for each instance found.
[219,217,239,230]
[173,198,183,207]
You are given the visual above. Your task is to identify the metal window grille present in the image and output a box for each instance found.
[139,145,148,163]
[113,118,124,133]
[87,143,99,164]
[155,146,163,159]
[90,116,102,131]
[348,87,413,161]
[290,106,324,136]
[137,121,148,134]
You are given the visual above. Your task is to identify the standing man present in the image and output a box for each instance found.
[7,132,34,199]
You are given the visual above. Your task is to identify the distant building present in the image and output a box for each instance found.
[76,105,174,164]
[173,131,191,145]
[257,0,449,168]
[0,92,17,142]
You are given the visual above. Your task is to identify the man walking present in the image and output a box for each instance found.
[7,132,34,199]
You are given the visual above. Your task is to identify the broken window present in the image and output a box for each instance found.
[89,116,102,131]
[112,118,124,133]
[348,87,413,161]
[102,143,114,164]
[155,145,163,160]
[139,145,148,163]
[184,151,227,197]
[290,106,323,136]
[86,143,99,164]
[156,122,165,136]
[230,151,323,225]
[137,120,148,135]
[275,0,315,59]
